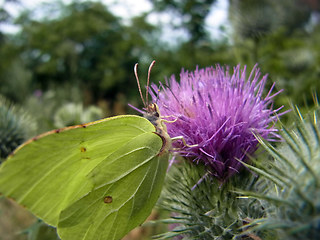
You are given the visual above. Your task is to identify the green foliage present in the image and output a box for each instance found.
[53,102,103,128]
[0,55,33,103]
[0,1,161,112]
[0,115,168,240]
[228,0,319,109]
[151,0,217,44]
[1,0,318,113]
[0,96,36,160]
[14,1,155,104]
[229,0,312,40]
[22,85,104,133]
[255,27,320,108]
[155,161,271,239]
[237,106,320,239]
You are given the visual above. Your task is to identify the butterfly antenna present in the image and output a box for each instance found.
[146,60,156,107]
[134,63,146,107]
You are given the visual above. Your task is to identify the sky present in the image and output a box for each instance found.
[1,0,229,40]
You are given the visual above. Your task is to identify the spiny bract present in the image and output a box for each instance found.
[238,106,320,240]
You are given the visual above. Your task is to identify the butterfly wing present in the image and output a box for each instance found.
[0,115,168,240]
[58,131,167,240]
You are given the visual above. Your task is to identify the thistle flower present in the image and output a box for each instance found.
[150,64,285,181]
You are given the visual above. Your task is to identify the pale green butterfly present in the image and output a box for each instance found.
[0,61,171,240]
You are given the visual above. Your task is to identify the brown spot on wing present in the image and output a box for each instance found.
[80,146,91,160]
[103,196,113,204]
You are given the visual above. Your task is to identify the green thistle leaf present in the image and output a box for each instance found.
[238,107,320,240]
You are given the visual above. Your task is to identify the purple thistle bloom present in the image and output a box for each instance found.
[150,64,285,181]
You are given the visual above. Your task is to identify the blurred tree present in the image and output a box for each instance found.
[0,0,21,44]
[149,0,217,44]
[229,0,314,66]
[146,0,237,82]
[0,1,32,102]
[229,0,313,41]
[0,2,11,44]
[258,26,320,107]
[1,1,158,107]
[0,8,10,43]
[0,0,319,115]
[228,0,320,107]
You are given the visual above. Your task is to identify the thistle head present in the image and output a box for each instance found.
[150,64,285,181]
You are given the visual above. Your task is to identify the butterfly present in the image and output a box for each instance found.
[0,61,170,240]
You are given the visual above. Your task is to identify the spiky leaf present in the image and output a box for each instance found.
[237,107,320,239]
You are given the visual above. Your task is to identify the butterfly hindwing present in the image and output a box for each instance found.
[58,132,168,240]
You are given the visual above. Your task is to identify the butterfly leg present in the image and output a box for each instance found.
[161,116,178,123]
[171,136,198,148]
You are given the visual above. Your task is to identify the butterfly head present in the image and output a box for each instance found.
[143,103,160,126]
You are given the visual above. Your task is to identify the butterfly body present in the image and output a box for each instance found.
[144,103,171,155]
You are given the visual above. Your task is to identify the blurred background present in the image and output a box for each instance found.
[0,0,319,239]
